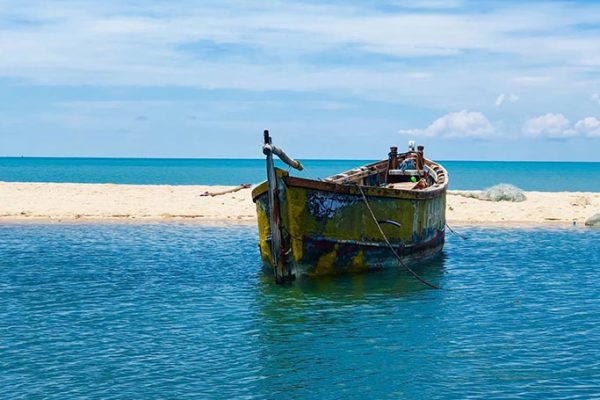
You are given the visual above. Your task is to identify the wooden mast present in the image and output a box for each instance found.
[263,130,288,283]
[262,130,304,283]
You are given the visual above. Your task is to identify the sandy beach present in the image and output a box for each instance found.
[0,181,598,225]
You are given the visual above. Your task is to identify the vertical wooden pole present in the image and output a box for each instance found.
[263,130,286,283]
[385,146,398,184]
[416,145,425,171]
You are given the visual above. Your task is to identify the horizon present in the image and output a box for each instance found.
[1,156,600,164]
[1,1,600,161]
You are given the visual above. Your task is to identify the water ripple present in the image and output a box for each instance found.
[0,224,599,399]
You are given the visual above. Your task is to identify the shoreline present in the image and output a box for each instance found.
[1,181,598,226]
[0,218,593,229]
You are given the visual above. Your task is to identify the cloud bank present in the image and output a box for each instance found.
[523,113,575,138]
[523,113,600,138]
[400,110,494,138]
[0,0,600,98]
[575,117,600,138]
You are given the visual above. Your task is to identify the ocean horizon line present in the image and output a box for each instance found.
[0,156,598,163]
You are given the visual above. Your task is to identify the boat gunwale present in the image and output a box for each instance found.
[251,160,448,201]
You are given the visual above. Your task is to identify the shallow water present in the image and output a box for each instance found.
[1,157,600,191]
[1,224,599,399]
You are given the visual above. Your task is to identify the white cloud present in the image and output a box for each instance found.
[591,93,600,105]
[0,0,598,96]
[575,116,600,137]
[0,0,598,129]
[523,113,600,139]
[399,110,495,138]
[495,93,519,107]
[522,113,576,138]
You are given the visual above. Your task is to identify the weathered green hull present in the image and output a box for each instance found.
[252,168,447,277]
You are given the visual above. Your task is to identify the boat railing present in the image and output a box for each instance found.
[324,164,385,184]
[323,158,447,190]
[425,161,447,187]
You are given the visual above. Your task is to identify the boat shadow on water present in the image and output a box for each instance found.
[249,253,449,399]
[257,252,448,307]
[251,254,449,369]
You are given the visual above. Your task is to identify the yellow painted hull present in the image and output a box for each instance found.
[252,168,447,277]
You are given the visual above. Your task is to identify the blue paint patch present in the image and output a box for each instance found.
[307,191,360,220]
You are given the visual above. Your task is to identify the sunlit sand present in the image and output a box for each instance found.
[1,182,598,225]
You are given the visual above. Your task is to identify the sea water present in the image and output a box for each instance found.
[1,224,598,399]
[1,157,599,191]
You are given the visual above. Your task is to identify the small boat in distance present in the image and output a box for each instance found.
[252,130,448,284]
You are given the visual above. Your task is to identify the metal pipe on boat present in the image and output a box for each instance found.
[262,130,292,284]
[262,144,304,171]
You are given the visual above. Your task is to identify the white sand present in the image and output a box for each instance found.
[447,191,599,225]
[0,182,256,223]
[0,181,598,225]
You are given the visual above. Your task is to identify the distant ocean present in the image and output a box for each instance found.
[0,157,599,191]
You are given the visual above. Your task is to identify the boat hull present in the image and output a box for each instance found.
[252,169,446,277]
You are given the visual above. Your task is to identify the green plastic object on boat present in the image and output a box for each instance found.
[411,176,417,183]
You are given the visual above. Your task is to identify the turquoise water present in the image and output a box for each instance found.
[1,157,599,191]
[1,224,598,399]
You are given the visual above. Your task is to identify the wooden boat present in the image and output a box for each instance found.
[252,130,448,284]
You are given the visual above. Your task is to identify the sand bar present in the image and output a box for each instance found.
[0,181,598,225]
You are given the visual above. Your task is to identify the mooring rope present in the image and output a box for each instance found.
[445,223,468,240]
[356,185,441,290]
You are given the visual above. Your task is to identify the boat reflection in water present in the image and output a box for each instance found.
[256,254,447,309]
[250,255,448,398]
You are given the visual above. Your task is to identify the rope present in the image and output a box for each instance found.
[445,223,468,240]
[356,185,441,290]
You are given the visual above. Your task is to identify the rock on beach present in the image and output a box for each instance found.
[585,213,600,227]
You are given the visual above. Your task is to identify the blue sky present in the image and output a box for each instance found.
[1,0,600,160]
